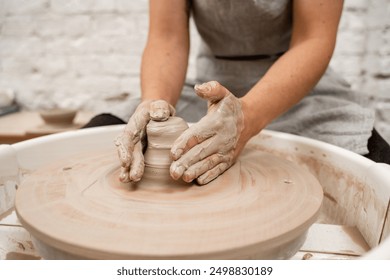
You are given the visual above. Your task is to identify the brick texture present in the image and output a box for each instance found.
[0,0,389,142]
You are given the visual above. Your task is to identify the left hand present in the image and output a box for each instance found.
[115,99,175,183]
[170,81,246,185]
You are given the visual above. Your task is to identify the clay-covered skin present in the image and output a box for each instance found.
[115,100,175,183]
[170,81,245,185]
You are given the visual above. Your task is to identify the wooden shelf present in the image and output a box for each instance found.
[0,111,94,144]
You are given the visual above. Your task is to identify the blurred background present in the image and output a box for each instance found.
[0,0,389,141]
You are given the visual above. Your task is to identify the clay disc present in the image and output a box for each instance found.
[15,137,323,259]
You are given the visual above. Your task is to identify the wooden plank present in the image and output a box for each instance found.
[0,145,19,216]
[0,181,17,216]
[379,200,390,244]
[300,223,370,256]
[0,226,40,260]
[0,209,21,226]
[292,251,358,260]
[1,211,40,260]
[0,111,94,144]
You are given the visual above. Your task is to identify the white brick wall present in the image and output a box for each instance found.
[330,0,390,141]
[0,0,389,142]
[0,0,149,112]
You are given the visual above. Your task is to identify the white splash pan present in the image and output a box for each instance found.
[1,126,390,259]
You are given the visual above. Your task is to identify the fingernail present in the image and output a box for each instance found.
[183,171,194,183]
[197,171,218,185]
[130,175,141,182]
[196,177,207,185]
[196,81,218,92]
[119,172,130,183]
[170,164,185,180]
[195,83,211,92]
[171,148,183,160]
[150,100,171,121]
[130,169,143,182]
[150,108,170,121]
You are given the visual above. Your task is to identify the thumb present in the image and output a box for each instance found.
[149,100,176,121]
[194,81,230,104]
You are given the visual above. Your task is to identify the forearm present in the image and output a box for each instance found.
[241,0,343,139]
[241,38,334,136]
[140,0,190,106]
[141,36,189,106]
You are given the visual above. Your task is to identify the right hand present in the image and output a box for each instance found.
[115,100,175,183]
[170,81,246,185]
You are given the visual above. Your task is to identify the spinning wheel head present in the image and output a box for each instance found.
[15,121,323,259]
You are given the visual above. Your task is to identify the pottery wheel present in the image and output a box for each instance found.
[15,117,323,259]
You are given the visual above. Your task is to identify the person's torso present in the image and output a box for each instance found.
[190,0,292,96]
[191,0,292,57]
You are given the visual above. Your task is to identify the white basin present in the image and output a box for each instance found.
[1,126,389,259]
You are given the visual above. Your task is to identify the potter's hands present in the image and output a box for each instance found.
[170,81,246,185]
[115,100,175,182]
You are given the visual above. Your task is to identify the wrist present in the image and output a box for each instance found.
[141,84,180,106]
[240,97,267,140]
[141,95,177,107]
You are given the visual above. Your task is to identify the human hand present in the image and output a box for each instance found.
[170,81,246,185]
[115,100,175,182]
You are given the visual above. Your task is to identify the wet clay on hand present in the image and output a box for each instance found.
[170,81,245,185]
[15,123,323,259]
[115,100,175,183]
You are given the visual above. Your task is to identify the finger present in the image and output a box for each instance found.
[196,162,230,185]
[170,122,215,160]
[170,137,219,180]
[115,134,133,168]
[119,166,130,183]
[149,100,176,121]
[182,153,228,183]
[124,104,150,142]
[129,141,145,182]
[194,81,230,103]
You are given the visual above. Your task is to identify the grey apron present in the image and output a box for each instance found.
[110,0,374,155]
[182,0,375,154]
